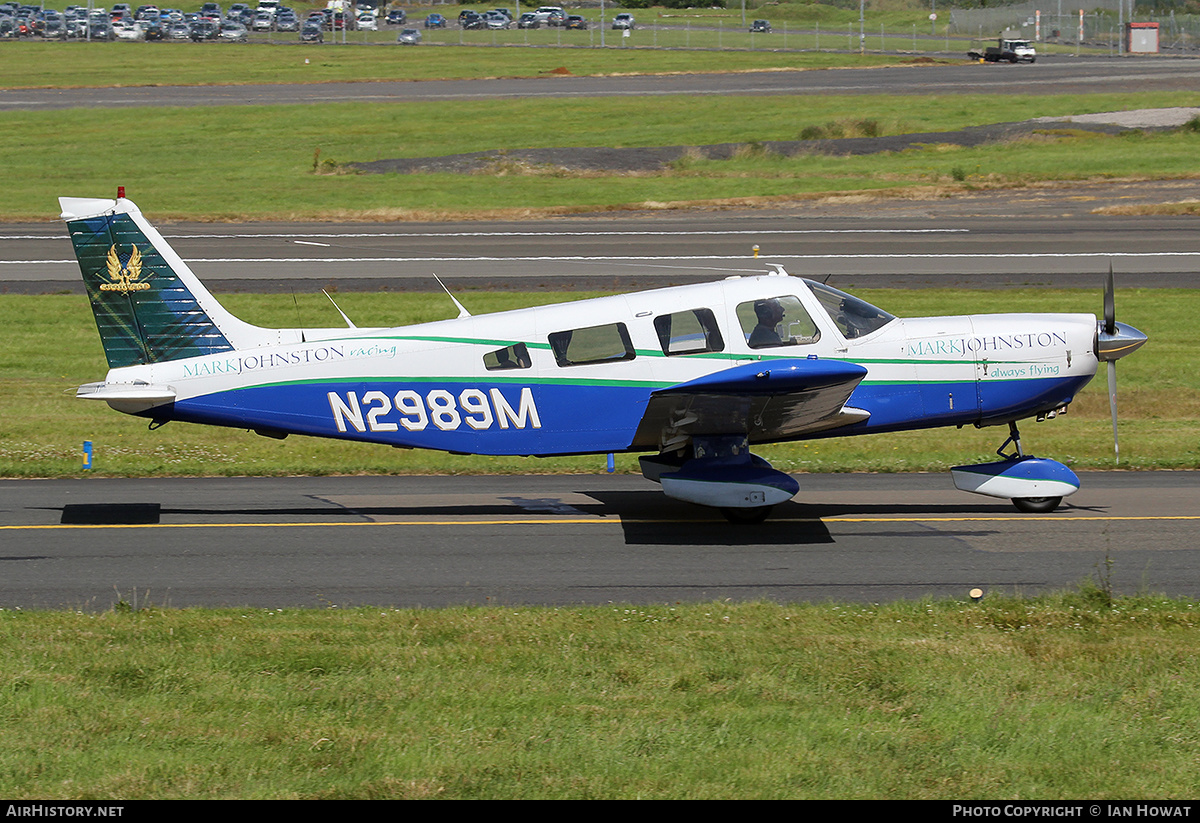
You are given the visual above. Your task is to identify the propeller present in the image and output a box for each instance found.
[1095,265,1148,464]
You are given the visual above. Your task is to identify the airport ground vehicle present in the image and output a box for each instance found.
[968,37,1036,63]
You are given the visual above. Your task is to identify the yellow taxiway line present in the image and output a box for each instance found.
[3,514,1200,531]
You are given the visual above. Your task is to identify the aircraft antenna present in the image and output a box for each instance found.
[322,290,357,329]
[291,290,306,342]
[433,273,471,319]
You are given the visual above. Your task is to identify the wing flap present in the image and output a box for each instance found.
[630,358,868,451]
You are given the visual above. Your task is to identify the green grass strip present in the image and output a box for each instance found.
[2,594,1200,798]
[5,91,1200,220]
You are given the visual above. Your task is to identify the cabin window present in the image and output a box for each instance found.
[807,281,895,339]
[654,308,724,356]
[483,342,532,371]
[736,296,820,349]
[548,323,635,367]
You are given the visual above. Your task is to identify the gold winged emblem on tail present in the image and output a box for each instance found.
[99,244,151,293]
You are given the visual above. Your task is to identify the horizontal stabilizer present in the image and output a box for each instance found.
[76,381,176,414]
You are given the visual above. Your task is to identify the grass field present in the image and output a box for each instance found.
[6,90,1200,221]
[3,288,1195,478]
[3,594,1200,799]
[1,37,906,88]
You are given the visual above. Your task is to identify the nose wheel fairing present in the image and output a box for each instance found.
[950,456,1080,505]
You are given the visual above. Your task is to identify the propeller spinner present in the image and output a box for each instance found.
[1095,267,1148,463]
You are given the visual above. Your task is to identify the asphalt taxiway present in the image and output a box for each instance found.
[3,472,1197,610]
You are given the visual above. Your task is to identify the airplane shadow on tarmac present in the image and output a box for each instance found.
[48,488,1074,548]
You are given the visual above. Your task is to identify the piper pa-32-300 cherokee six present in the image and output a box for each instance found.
[63,193,1147,523]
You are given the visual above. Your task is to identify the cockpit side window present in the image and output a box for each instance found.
[654,308,724,356]
[807,281,895,340]
[736,296,820,349]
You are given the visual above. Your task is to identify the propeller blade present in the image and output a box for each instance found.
[1108,360,1119,465]
[1104,264,1116,336]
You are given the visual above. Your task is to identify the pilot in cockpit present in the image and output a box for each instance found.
[750,298,786,348]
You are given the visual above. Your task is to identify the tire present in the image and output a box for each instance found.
[1012,496,1062,514]
[721,505,773,524]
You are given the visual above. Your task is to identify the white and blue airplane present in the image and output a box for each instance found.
[62,193,1147,522]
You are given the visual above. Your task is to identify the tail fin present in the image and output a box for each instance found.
[60,194,272,369]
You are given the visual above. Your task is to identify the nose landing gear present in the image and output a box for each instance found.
[951,422,1080,513]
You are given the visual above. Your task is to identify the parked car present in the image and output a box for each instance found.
[189,18,218,39]
[423,12,445,28]
[218,20,247,39]
[516,11,538,28]
[482,10,508,28]
[251,10,273,30]
[750,19,770,33]
[299,19,322,41]
[113,19,144,38]
[459,11,484,29]
[89,20,116,38]
[564,14,586,29]
[42,15,67,37]
[274,12,298,31]
[396,26,420,43]
[531,5,562,24]
[611,12,633,29]
[356,11,376,30]
[166,20,190,39]
[385,8,405,25]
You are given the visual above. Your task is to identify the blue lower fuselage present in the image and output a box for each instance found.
[163,369,1094,456]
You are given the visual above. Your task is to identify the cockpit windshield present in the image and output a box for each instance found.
[806,280,896,340]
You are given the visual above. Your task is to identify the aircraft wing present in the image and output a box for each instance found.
[630,358,869,451]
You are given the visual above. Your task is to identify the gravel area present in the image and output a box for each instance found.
[352,108,1200,176]
[1034,107,1200,129]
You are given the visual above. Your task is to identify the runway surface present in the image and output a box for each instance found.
[7,186,1200,293]
[2,472,1198,611]
[5,56,1200,110]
